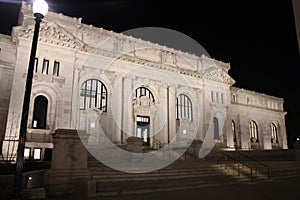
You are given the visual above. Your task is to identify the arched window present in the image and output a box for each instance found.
[32,95,48,129]
[80,79,107,111]
[176,94,192,120]
[232,120,236,142]
[135,87,155,102]
[213,117,219,139]
[271,123,278,143]
[249,120,258,143]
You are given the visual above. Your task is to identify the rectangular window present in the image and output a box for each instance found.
[53,61,60,76]
[34,58,38,73]
[221,93,224,104]
[33,148,42,160]
[32,120,37,128]
[211,91,214,102]
[42,59,49,74]
[24,147,31,159]
[232,94,236,102]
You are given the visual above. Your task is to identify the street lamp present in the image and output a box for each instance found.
[12,0,48,199]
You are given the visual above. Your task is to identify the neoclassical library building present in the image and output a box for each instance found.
[0,2,288,161]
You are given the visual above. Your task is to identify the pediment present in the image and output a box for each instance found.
[204,68,235,85]
[13,22,87,50]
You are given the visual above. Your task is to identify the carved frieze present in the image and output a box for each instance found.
[33,73,65,87]
[204,68,235,85]
[13,22,86,50]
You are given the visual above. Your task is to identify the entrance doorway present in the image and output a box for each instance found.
[32,95,48,129]
[136,116,150,146]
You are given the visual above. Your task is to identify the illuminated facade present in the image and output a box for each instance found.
[0,2,288,161]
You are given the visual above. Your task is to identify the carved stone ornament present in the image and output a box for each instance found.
[204,68,235,85]
[33,74,66,88]
[13,22,87,50]
[133,96,155,110]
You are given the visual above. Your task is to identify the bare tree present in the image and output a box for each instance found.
[0,112,20,163]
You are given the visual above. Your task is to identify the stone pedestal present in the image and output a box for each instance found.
[126,137,143,153]
[187,140,203,158]
[294,141,300,160]
[44,129,92,198]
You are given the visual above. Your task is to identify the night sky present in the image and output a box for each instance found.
[0,0,299,147]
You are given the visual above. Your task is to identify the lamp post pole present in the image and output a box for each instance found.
[11,1,48,199]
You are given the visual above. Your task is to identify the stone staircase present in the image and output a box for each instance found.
[87,149,300,197]
[88,155,250,197]
[263,160,300,181]
[214,151,300,182]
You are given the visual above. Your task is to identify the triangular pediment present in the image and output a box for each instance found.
[12,22,87,50]
[204,68,235,85]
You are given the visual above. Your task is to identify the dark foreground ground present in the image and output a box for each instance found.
[1,172,300,200]
[41,177,300,200]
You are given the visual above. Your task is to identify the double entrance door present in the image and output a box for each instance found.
[136,116,150,146]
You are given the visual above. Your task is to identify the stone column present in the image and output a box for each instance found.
[44,129,92,198]
[156,85,168,145]
[279,116,288,149]
[225,114,234,148]
[239,115,250,150]
[122,77,133,140]
[168,86,176,144]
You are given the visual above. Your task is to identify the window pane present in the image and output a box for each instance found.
[33,148,41,160]
[176,94,192,121]
[135,87,154,102]
[250,121,258,143]
[80,79,107,111]
[24,148,31,159]
[42,59,49,74]
[34,58,38,73]
[53,61,60,76]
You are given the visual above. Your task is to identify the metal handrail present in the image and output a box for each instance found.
[236,151,270,181]
[219,152,254,180]
[236,152,269,168]
[219,151,270,182]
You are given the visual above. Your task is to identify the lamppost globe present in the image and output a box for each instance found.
[32,0,48,16]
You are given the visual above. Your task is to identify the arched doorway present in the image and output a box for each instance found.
[232,120,237,149]
[249,120,259,149]
[32,95,48,129]
[134,87,155,146]
[213,117,219,140]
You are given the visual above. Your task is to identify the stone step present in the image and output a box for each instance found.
[95,175,248,196]
[90,166,218,175]
[89,160,253,196]
[92,170,228,182]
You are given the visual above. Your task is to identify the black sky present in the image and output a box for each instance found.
[0,0,299,147]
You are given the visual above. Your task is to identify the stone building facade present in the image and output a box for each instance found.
[0,2,288,161]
